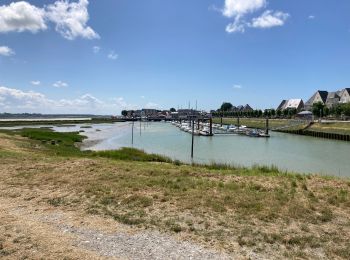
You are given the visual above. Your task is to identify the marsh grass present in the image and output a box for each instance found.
[92,148,173,163]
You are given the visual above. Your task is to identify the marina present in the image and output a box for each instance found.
[171,120,270,137]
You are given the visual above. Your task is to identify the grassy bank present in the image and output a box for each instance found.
[309,122,350,135]
[1,129,350,259]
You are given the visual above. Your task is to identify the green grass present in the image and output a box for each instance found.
[18,128,85,144]
[92,148,173,163]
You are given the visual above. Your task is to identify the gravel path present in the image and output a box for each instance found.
[62,225,231,260]
[34,210,232,260]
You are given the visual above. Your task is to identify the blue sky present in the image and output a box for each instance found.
[0,0,349,114]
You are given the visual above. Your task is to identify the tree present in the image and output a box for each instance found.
[324,107,330,117]
[312,102,325,117]
[121,110,128,116]
[170,108,176,112]
[220,102,233,112]
[271,109,276,117]
[277,110,282,117]
[341,103,350,116]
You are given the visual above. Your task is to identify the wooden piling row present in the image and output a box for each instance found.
[275,129,350,142]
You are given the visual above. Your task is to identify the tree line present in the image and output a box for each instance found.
[212,108,297,118]
[312,102,350,117]
[213,102,297,118]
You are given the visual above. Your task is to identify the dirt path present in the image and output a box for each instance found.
[0,196,232,259]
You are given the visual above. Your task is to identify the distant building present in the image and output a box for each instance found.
[304,88,350,111]
[177,109,200,119]
[242,104,254,112]
[142,109,158,117]
[229,104,254,112]
[340,88,350,104]
[277,99,304,112]
[296,111,313,120]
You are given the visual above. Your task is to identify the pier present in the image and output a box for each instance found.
[171,116,270,138]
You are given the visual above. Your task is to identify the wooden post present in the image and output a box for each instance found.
[131,118,134,146]
[140,118,142,136]
[197,118,200,130]
[209,117,213,136]
[221,112,223,127]
[265,118,269,135]
[191,118,195,158]
[237,116,240,127]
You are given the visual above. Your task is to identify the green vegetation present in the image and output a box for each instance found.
[313,102,350,118]
[1,129,350,259]
[92,148,173,163]
[212,107,297,118]
[220,102,233,112]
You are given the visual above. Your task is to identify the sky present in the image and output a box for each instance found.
[0,0,349,115]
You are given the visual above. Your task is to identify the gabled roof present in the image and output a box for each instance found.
[318,91,329,103]
[305,90,328,105]
[343,88,350,95]
[277,100,287,110]
[278,99,303,110]
[327,92,340,100]
[243,104,253,111]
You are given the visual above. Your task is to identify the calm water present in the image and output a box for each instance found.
[2,122,350,177]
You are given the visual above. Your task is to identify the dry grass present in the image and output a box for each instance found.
[1,132,350,259]
[310,122,350,135]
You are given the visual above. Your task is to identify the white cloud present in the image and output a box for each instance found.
[115,97,137,110]
[108,51,118,60]
[226,16,245,33]
[0,86,54,111]
[0,46,15,56]
[46,0,99,40]
[53,81,69,88]
[220,0,289,33]
[250,10,289,29]
[0,1,47,33]
[308,15,315,20]
[0,1,98,41]
[0,86,137,114]
[58,93,102,108]
[233,84,242,89]
[93,46,100,53]
[31,80,41,86]
[223,0,266,18]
